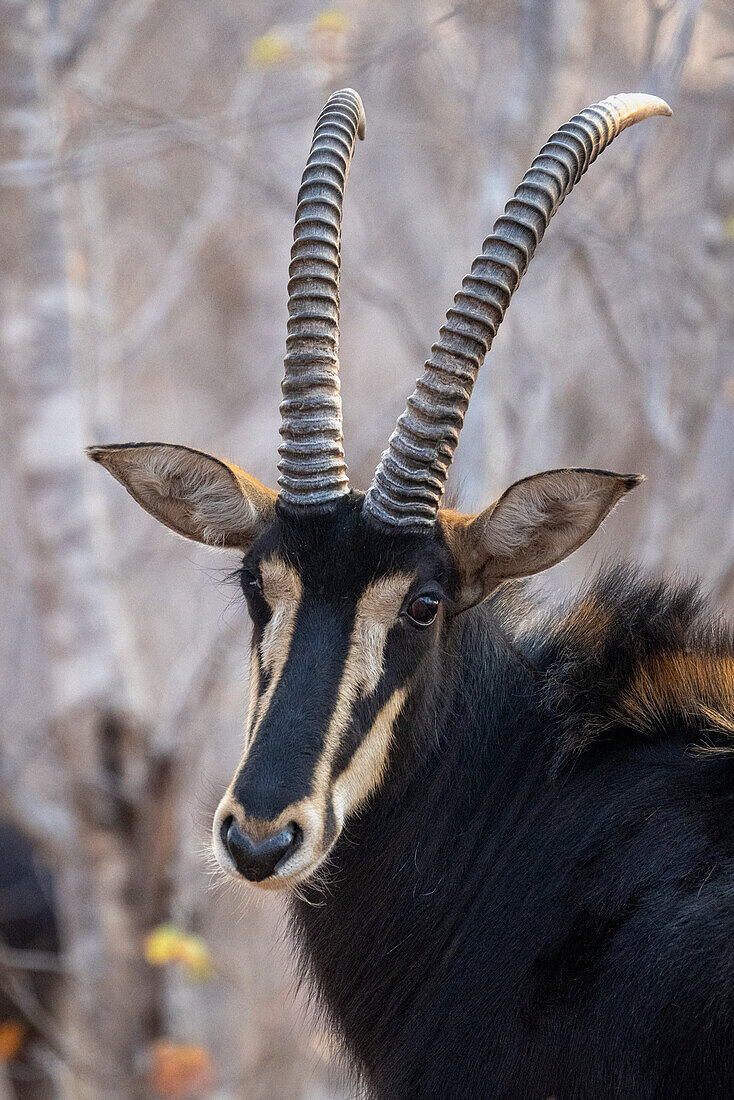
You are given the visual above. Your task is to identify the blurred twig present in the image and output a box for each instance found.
[571,240,642,382]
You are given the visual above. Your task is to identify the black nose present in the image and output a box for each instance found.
[222,817,298,882]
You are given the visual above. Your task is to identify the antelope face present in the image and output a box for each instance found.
[89,87,665,887]
[88,444,638,889]
[211,496,453,888]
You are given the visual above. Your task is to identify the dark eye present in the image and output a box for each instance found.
[241,568,262,594]
[405,595,440,627]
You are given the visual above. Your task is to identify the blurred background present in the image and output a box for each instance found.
[0,0,732,1095]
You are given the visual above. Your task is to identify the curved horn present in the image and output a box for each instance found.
[363,93,671,528]
[278,88,366,511]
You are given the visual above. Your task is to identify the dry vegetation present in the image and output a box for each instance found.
[0,0,732,1096]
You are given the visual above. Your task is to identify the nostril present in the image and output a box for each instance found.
[220,814,234,851]
[224,819,300,883]
[285,822,303,864]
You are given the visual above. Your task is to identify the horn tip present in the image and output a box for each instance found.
[644,93,673,117]
[342,87,366,139]
[621,92,673,118]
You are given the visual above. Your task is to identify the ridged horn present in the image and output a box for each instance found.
[278,88,366,511]
[363,93,671,528]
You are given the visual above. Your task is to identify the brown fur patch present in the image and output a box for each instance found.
[557,595,614,649]
[614,652,734,739]
[439,509,486,611]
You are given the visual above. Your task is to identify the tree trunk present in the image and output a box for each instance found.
[0,5,176,1096]
[51,707,176,1100]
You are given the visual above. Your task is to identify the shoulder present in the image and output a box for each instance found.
[529,564,734,763]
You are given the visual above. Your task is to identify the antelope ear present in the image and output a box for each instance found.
[87,443,276,549]
[442,468,643,613]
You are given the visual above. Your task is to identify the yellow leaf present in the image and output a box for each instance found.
[725,215,734,241]
[145,925,214,980]
[144,924,181,967]
[177,935,213,981]
[311,10,348,34]
[249,31,294,68]
[0,1021,25,1062]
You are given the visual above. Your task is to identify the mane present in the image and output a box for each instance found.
[519,564,734,766]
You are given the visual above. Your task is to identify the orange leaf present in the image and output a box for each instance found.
[149,1040,214,1097]
[0,1021,25,1062]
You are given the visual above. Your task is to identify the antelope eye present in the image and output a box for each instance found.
[242,568,262,593]
[405,595,440,627]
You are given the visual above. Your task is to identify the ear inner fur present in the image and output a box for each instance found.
[86,442,276,547]
[441,469,643,614]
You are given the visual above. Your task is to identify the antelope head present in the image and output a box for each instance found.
[89,89,670,888]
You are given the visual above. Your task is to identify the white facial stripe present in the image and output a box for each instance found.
[243,648,261,753]
[332,686,409,821]
[248,557,302,746]
[260,555,300,606]
[311,573,413,805]
[353,575,412,695]
[259,557,301,664]
[259,604,288,674]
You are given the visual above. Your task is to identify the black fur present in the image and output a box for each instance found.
[232,497,734,1098]
[273,540,734,1100]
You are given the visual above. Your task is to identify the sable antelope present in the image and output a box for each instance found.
[89,91,734,1098]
